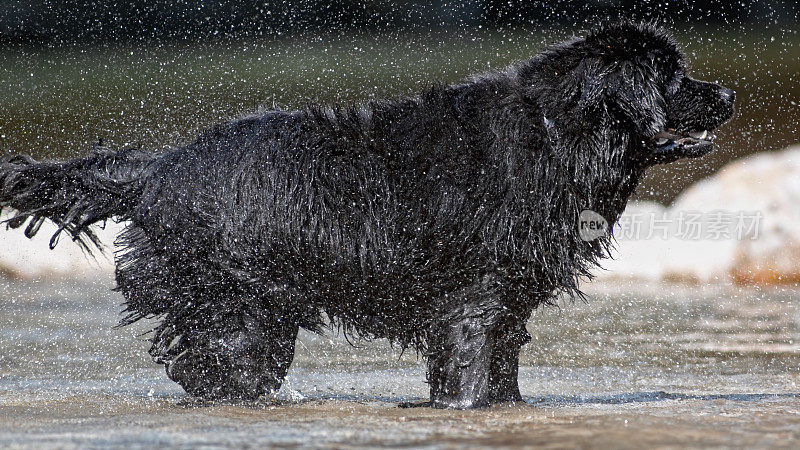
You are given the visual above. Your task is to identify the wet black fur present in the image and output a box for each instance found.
[0,22,734,408]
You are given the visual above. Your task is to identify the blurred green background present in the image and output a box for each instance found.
[0,1,798,204]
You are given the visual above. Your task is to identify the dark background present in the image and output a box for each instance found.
[1,1,798,203]
[1,1,797,43]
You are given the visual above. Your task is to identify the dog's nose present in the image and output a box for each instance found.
[720,88,735,102]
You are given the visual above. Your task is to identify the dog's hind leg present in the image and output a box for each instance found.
[158,309,299,402]
[115,226,300,401]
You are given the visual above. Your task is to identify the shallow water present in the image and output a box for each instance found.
[1,279,799,448]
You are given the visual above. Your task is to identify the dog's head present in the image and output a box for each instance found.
[519,21,735,168]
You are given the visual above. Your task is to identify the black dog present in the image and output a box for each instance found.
[0,22,734,408]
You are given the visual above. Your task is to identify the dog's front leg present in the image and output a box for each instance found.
[424,295,502,409]
[488,317,531,403]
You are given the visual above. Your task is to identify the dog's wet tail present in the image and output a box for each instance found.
[0,146,154,252]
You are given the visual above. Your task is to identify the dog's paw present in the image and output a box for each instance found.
[165,349,275,402]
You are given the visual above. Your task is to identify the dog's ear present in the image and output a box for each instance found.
[552,58,665,137]
[602,60,667,136]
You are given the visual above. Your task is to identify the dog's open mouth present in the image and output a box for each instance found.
[649,129,715,163]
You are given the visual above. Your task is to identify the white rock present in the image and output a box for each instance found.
[0,211,121,280]
[593,200,669,281]
[595,145,800,285]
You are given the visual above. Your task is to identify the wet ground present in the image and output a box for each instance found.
[1,279,799,448]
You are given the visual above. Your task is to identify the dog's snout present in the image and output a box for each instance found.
[720,88,735,103]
